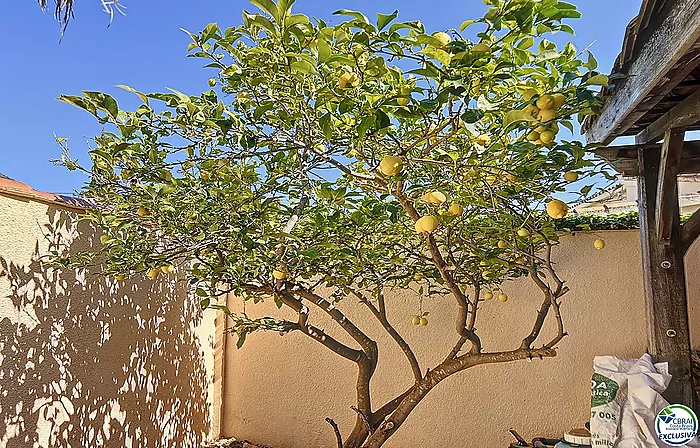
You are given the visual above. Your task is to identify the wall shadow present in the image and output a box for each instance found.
[0,205,210,447]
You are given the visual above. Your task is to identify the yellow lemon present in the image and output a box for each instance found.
[517,228,530,237]
[422,191,447,205]
[147,268,160,280]
[497,240,508,249]
[136,207,149,217]
[546,199,569,219]
[447,203,463,216]
[160,264,175,274]
[415,215,439,233]
[411,315,421,326]
[498,293,509,302]
[552,93,566,109]
[537,108,557,123]
[432,32,451,47]
[594,239,606,250]
[208,78,216,87]
[536,94,556,110]
[524,104,540,118]
[272,266,289,280]
[338,72,360,89]
[514,257,525,265]
[237,92,251,101]
[539,130,555,144]
[114,274,126,281]
[484,292,494,301]
[413,273,424,281]
[419,317,429,326]
[564,171,579,182]
[200,170,211,181]
[396,96,410,106]
[379,156,403,177]
[526,131,540,142]
[475,134,491,146]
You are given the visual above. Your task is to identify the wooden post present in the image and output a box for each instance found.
[638,143,694,407]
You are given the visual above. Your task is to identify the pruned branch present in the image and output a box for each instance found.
[326,417,343,448]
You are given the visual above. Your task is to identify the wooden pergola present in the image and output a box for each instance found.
[583,0,700,406]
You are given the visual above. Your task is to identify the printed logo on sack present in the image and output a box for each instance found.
[656,404,698,446]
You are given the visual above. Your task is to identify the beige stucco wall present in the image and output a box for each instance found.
[0,194,218,447]
[221,231,700,447]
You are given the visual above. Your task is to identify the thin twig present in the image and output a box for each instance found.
[325,418,343,448]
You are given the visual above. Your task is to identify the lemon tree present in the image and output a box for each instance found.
[56,0,609,446]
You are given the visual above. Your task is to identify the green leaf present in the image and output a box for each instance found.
[319,113,333,140]
[290,60,317,74]
[317,37,331,63]
[333,9,369,24]
[250,0,280,21]
[277,0,296,17]
[585,74,609,86]
[503,110,537,129]
[200,298,211,309]
[587,52,598,71]
[116,85,150,106]
[376,10,398,30]
[459,19,476,31]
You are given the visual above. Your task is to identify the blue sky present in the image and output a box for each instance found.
[0,0,641,194]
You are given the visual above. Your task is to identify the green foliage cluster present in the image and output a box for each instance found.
[55,0,610,347]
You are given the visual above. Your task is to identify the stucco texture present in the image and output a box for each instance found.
[221,231,700,447]
[0,194,217,447]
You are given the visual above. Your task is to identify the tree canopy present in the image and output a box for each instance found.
[56,0,611,445]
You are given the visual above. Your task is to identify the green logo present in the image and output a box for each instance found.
[591,373,619,407]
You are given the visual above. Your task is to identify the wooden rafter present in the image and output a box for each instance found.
[585,0,700,144]
[592,140,700,176]
[636,89,700,144]
[655,128,686,241]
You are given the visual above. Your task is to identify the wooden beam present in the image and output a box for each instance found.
[681,209,700,254]
[655,129,686,240]
[592,140,700,176]
[584,0,700,144]
[638,146,694,407]
[636,89,700,144]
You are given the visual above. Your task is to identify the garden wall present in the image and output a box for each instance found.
[0,191,219,448]
[220,230,700,448]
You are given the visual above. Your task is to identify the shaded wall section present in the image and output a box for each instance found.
[221,230,700,448]
[0,194,218,447]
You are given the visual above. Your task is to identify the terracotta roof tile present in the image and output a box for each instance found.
[0,177,93,211]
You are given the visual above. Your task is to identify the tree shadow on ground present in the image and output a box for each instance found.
[0,206,210,447]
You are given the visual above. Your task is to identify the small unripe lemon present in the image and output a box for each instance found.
[447,203,463,216]
[396,96,410,106]
[564,171,579,182]
[539,130,555,144]
[498,293,508,302]
[546,199,569,219]
[432,32,451,47]
[379,156,403,177]
[208,78,216,87]
[200,170,211,181]
[419,317,429,326]
[422,191,447,205]
[160,264,175,274]
[136,207,149,217]
[415,215,439,234]
[338,72,360,89]
[517,228,530,237]
[526,131,540,142]
[413,273,424,281]
[536,94,556,110]
[272,266,289,280]
[594,239,606,250]
[497,240,508,249]
[237,92,251,101]
[114,274,126,281]
[411,315,421,326]
[514,257,525,265]
[484,292,494,301]
[146,268,160,280]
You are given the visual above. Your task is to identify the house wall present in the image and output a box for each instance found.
[0,194,219,448]
[220,230,700,448]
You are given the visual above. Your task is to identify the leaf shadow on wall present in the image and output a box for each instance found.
[0,206,210,447]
